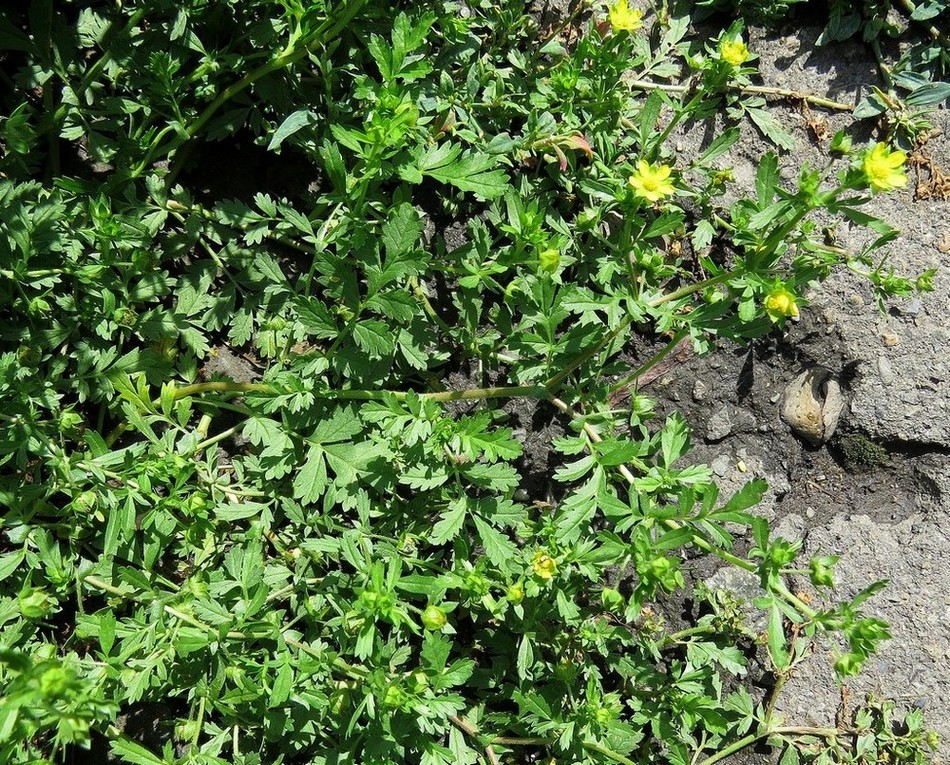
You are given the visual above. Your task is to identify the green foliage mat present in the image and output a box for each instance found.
[0,2,940,764]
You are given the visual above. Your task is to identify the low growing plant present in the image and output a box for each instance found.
[0,2,938,764]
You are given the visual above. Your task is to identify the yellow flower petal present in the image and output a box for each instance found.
[862,142,907,193]
[607,0,643,33]
[628,159,676,202]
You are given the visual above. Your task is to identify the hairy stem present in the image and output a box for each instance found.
[628,78,854,111]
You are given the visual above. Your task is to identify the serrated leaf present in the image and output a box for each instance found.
[409,142,508,199]
[698,127,740,164]
[746,107,796,151]
[431,498,466,545]
[516,637,535,681]
[755,152,779,204]
[270,661,293,706]
[768,602,790,669]
[440,658,475,687]
[473,515,517,572]
[554,473,599,544]
[352,320,395,359]
[295,296,338,338]
[365,290,416,322]
[383,203,423,259]
[293,445,328,505]
[109,737,166,765]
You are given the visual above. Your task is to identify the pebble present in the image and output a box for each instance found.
[711,455,731,477]
[877,354,895,385]
[692,380,709,402]
[781,367,844,445]
[880,331,899,347]
[706,407,735,442]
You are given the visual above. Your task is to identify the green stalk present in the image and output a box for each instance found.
[608,326,689,394]
[50,7,149,127]
[696,726,841,765]
[582,740,638,765]
[157,0,369,183]
[893,0,950,48]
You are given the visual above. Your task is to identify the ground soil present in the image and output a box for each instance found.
[529,2,950,761]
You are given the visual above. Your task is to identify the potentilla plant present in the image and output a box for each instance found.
[0,1,938,764]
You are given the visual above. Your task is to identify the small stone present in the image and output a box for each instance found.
[901,297,922,316]
[781,367,845,445]
[692,380,709,402]
[711,455,731,477]
[880,332,899,347]
[805,507,815,519]
[848,293,865,307]
[706,407,735,442]
[877,355,895,385]
[936,230,950,253]
[706,406,756,442]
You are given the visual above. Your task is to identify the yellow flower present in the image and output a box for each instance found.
[764,288,800,319]
[720,38,750,67]
[628,160,675,203]
[531,552,557,580]
[607,0,643,33]
[861,142,907,194]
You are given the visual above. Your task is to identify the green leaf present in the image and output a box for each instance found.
[755,152,779,204]
[352,320,395,359]
[905,82,950,107]
[440,658,475,687]
[270,661,293,706]
[473,515,517,572]
[779,745,801,765]
[103,495,135,557]
[99,609,117,656]
[383,203,423,259]
[293,446,328,505]
[408,142,508,199]
[268,109,311,151]
[109,737,167,765]
[554,472,600,544]
[0,552,23,582]
[853,92,888,119]
[767,602,790,670]
[698,127,740,164]
[746,107,796,152]
[431,498,466,545]
[516,637,535,681]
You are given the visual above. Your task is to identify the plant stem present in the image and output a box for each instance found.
[448,716,501,765]
[608,327,689,394]
[160,0,368,183]
[628,78,854,111]
[893,0,950,49]
[582,740,638,765]
[696,725,842,765]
